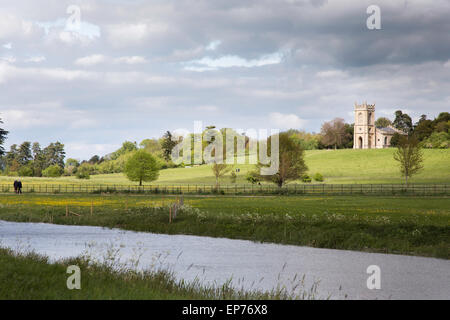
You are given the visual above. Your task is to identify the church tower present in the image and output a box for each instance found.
[353,102,375,149]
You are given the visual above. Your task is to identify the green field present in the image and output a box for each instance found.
[1,194,448,259]
[1,149,448,186]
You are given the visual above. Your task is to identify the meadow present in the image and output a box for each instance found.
[0,194,448,259]
[0,149,449,186]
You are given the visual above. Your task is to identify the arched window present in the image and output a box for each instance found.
[358,112,363,124]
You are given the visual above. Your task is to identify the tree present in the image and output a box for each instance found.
[375,117,392,128]
[161,131,177,162]
[17,141,32,166]
[413,115,433,141]
[211,162,231,188]
[230,171,237,184]
[18,166,33,177]
[320,118,349,149]
[124,149,160,186]
[140,139,163,157]
[43,142,66,168]
[65,158,80,176]
[88,155,101,164]
[393,135,424,185]
[257,132,308,187]
[0,117,8,157]
[32,142,45,177]
[393,110,413,134]
[5,144,18,168]
[76,163,91,179]
[343,123,354,148]
[390,132,401,147]
[42,164,63,178]
[288,130,321,150]
[111,141,138,160]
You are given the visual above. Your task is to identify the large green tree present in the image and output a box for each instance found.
[43,142,66,168]
[257,132,308,187]
[0,117,8,157]
[375,117,392,128]
[111,141,138,160]
[17,141,32,166]
[161,131,177,162]
[393,110,413,134]
[211,162,231,188]
[393,135,424,185]
[413,115,433,141]
[320,118,350,149]
[31,142,45,177]
[124,149,160,186]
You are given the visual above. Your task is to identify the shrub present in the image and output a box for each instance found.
[301,174,312,183]
[313,173,324,182]
[42,165,62,178]
[7,171,18,177]
[18,166,33,177]
[76,170,90,179]
[422,132,450,149]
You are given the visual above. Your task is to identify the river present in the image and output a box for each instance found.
[0,220,448,299]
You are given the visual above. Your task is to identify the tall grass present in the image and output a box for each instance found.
[0,246,320,300]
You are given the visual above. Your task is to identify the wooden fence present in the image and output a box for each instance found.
[1,183,449,196]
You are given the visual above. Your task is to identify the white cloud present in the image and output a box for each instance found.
[64,142,120,160]
[316,70,347,78]
[106,22,167,46]
[114,56,147,64]
[184,52,283,71]
[74,54,106,66]
[3,42,12,49]
[0,55,16,63]
[0,13,27,38]
[0,101,98,130]
[35,18,101,45]
[269,112,306,129]
[206,40,221,51]
[195,105,219,112]
[24,56,46,63]
[0,61,97,83]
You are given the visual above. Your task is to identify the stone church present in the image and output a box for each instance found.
[353,102,404,149]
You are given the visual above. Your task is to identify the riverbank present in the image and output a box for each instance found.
[0,194,448,259]
[0,247,310,300]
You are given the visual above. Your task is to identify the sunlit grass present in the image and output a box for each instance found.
[0,194,448,259]
[0,149,448,186]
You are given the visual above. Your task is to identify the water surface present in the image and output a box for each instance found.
[0,220,448,299]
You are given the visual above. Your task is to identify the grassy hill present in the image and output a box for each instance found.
[0,149,449,185]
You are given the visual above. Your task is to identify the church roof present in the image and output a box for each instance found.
[377,127,397,133]
[376,126,406,134]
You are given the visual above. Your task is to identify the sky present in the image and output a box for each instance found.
[0,0,449,160]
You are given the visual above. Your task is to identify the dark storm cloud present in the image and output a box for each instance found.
[0,0,449,159]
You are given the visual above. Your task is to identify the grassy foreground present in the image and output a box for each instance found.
[1,149,449,185]
[0,194,449,259]
[0,247,311,300]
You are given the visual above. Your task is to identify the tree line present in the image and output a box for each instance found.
[0,109,448,184]
[318,110,450,149]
